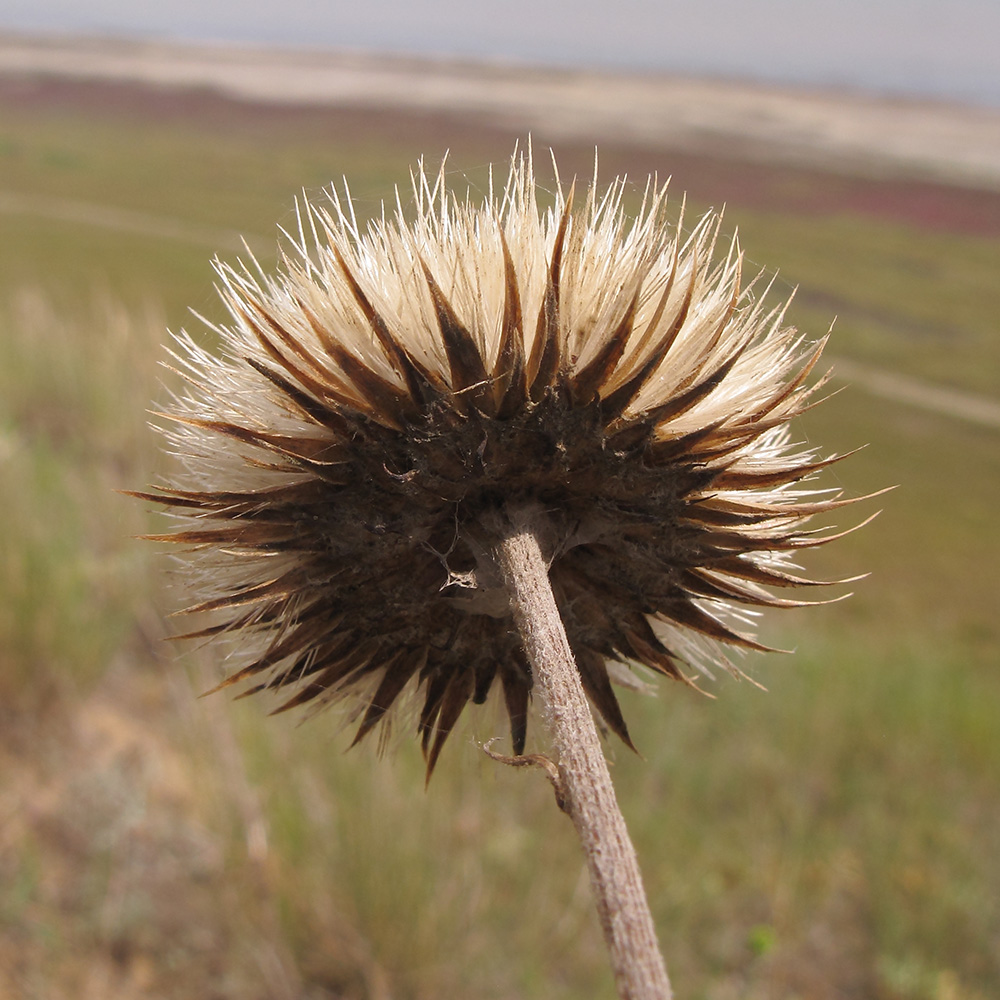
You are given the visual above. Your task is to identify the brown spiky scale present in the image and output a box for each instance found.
[134,150,869,776]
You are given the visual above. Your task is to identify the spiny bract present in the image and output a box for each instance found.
[137,150,861,775]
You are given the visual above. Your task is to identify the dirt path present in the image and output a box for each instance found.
[0,190,256,253]
[828,357,1000,430]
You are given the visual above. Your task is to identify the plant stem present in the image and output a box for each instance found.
[491,505,673,1000]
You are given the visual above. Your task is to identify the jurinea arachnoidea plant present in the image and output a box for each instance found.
[135,148,877,1000]
[136,151,864,774]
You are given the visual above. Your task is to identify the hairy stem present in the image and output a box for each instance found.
[491,505,673,1000]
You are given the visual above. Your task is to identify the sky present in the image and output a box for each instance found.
[2,0,999,107]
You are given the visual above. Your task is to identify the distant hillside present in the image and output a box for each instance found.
[2,32,1000,190]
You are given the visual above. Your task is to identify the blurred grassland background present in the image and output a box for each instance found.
[0,72,998,1000]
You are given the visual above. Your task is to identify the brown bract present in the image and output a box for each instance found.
[135,150,865,776]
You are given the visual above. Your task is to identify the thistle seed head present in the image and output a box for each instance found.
[138,150,863,774]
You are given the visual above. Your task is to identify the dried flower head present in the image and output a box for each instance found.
[137,150,862,774]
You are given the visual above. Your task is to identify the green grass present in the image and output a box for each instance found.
[0,293,159,704]
[726,209,1000,396]
[1,82,997,999]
